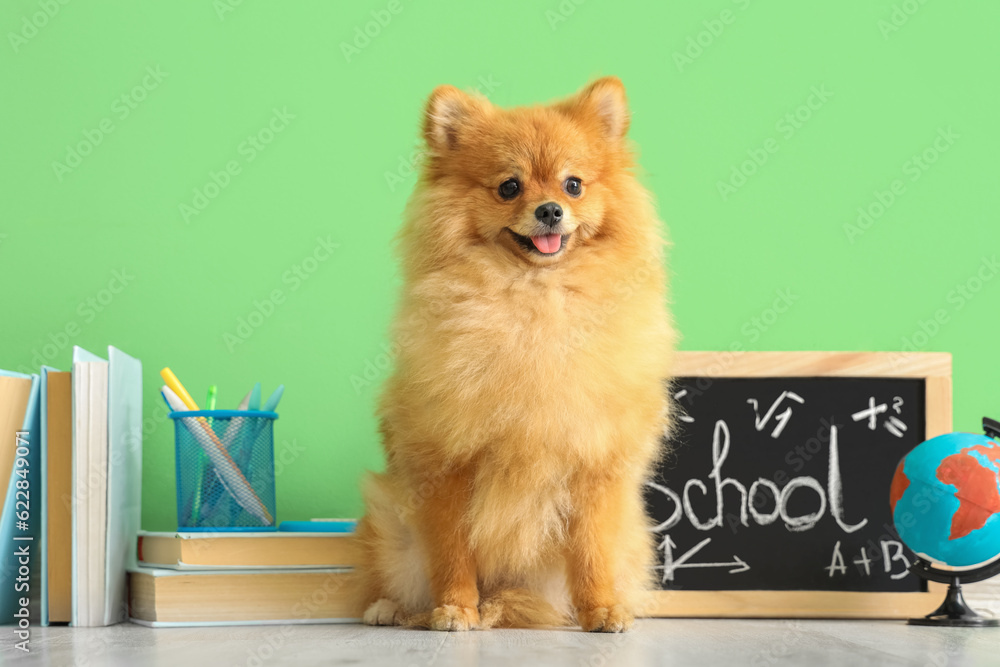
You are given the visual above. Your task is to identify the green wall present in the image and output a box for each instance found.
[3,1,997,531]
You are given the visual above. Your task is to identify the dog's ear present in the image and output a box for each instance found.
[565,77,630,141]
[423,85,488,152]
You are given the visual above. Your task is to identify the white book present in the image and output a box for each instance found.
[70,345,143,627]
[71,346,108,627]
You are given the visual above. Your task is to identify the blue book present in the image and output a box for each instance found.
[103,346,142,625]
[278,519,357,533]
[0,371,41,625]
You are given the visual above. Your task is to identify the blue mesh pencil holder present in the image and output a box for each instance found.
[170,410,278,532]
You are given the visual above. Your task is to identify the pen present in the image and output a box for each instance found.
[160,367,200,411]
[205,385,217,423]
[262,384,284,412]
[249,382,262,411]
[204,388,253,519]
[162,386,272,525]
[191,385,218,525]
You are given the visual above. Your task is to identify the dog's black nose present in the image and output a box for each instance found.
[534,202,563,227]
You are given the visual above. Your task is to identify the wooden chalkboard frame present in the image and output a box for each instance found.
[648,351,951,619]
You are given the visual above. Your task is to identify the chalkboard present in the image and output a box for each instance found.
[644,352,952,619]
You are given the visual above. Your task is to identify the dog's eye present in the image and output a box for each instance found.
[498,178,521,200]
[564,177,582,197]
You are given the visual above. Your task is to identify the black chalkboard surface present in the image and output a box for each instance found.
[645,376,926,593]
[641,352,954,618]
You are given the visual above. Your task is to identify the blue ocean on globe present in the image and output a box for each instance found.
[890,432,1000,567]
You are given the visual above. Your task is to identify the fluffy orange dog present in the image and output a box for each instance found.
[353,77,674,632]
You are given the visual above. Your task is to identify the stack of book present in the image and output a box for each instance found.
[0,345,142,627]
[128,523,359,626]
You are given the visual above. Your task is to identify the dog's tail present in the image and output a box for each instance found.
[403,589,571,629]
[479,588,571,628]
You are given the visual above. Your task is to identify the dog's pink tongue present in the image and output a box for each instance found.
[531,234,561,254]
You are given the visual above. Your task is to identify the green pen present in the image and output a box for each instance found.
[206,385,217,422]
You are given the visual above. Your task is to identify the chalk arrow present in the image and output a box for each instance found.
[727,555,750,574]
[655,536,750,581]
[671,554,751,575]
[658,535,677,584]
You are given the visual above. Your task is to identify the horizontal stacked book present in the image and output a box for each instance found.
[129,523,359,626]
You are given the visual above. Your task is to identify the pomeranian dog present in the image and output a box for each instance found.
[353,77,674,632]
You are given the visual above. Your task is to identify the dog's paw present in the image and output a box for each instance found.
[577,604,633,633]
[363,598,403,626]
[429,604,479,631]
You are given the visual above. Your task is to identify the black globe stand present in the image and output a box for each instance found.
[908,558,1000,627]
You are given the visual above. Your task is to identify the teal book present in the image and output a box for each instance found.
[103,346,142,625]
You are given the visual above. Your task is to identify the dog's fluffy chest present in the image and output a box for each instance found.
[390,266,664,463]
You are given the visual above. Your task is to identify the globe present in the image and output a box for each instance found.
[891,431,1000,567]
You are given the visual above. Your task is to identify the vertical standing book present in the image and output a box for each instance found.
[0,370,40,624]
[41,367,72,624]
[0,346,142,627]
[70,346,142,627]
